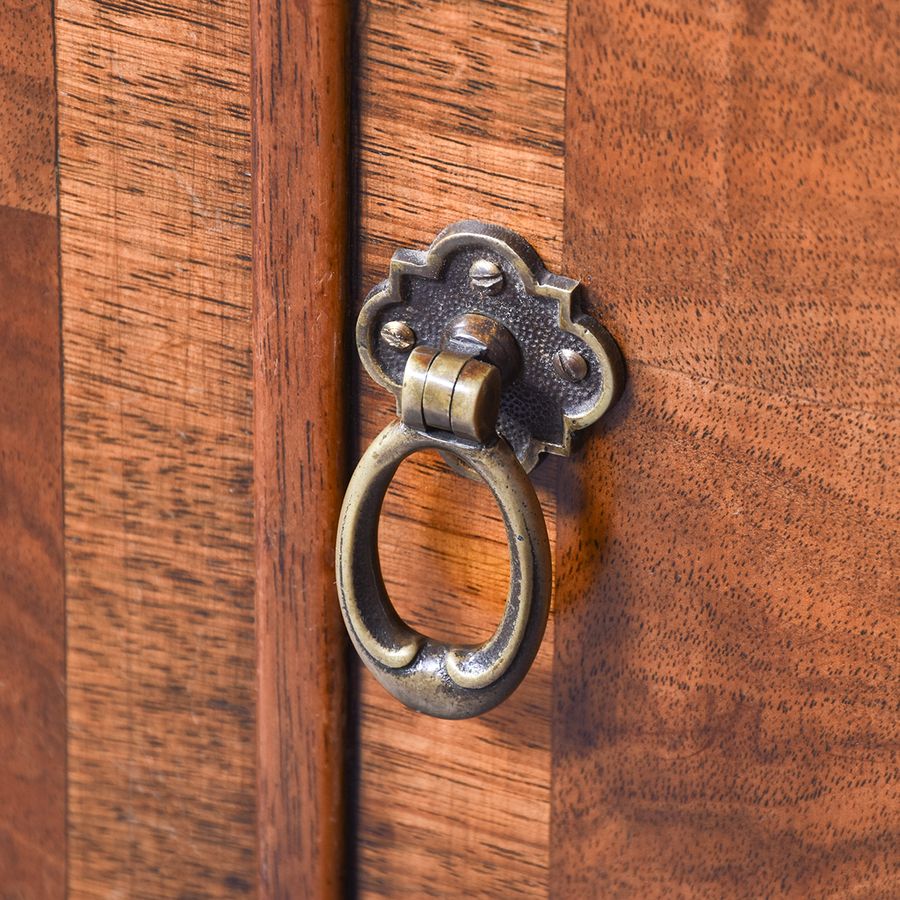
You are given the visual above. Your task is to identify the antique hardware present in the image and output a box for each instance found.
[336,220,624,718]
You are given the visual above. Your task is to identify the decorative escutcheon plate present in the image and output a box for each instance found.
[338,220,625,718]
[357,220,624,472]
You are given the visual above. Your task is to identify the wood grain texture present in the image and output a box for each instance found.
[252,0,350,895]
[0,0,58,216]
[0,211,64,900]
[57,0,256,894]
[353,0,565,894]
[0,2,65,895]
[554,0,899,896]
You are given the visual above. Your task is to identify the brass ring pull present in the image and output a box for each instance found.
[336,420,551,719]
[336,221,624,719]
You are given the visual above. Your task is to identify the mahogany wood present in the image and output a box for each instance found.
[57,0,257,893]
[10,0,892,894]
[554,0,899,896]
[0,2,65,895]
[353,0,566,894]
[252,0,350,895]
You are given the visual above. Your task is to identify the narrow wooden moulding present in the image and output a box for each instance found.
[251,0,352,896]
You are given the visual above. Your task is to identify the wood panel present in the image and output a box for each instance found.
[0,1,65,896]
[554,0,899,896]
[353,0,565,894]
[252,0,350,895]
[57,0,257,894]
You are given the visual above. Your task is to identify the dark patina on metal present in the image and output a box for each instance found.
[357,220,624,472]
[337,220,624,718]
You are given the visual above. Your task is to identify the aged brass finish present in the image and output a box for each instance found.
[468,258,505,294]
[398,344,502,459]
[336,421,551,718]
[337,221,624,718]
[400,345,501,444]
[356,219,624,471]
[444,358,501,443]
[397,345,437,432]
[442,312,521,382]
[380,320,416,351]
[553,347,589,383]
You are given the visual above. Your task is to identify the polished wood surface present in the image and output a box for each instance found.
[4,0,892,894]
[353,0,565,893]
[0,209,64,899]
[57,0,257,893]
[0,2,65,895]
[252,0,350,895]
[554,0,899,895]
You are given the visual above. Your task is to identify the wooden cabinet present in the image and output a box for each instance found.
[1,0,896,896]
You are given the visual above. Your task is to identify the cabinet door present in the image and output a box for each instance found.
[351,1,897,897]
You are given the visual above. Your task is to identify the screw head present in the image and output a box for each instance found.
[468,259,504,295]
[553,348,588,382]
[381,321,416,351]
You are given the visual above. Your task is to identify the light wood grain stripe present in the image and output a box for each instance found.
[58,1,256,893]
[354,1,567,894]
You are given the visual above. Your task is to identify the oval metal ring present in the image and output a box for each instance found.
[336,421,551,719]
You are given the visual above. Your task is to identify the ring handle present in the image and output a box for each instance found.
[336,421,551,719]
[337,221,625,718]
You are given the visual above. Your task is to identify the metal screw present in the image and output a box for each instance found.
[469,259,504,295]
[381,321,416,351]
[553,348,588,382]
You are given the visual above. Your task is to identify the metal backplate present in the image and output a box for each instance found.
[357,220,624,472]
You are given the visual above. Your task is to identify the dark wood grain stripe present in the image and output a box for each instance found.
[554,0,899,895]
[0,1,65,895]
[252,0,350,896]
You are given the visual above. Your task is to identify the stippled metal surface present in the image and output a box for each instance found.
[357,220,624,472]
